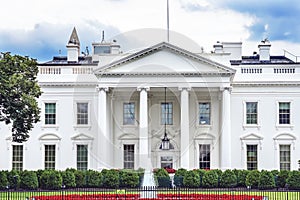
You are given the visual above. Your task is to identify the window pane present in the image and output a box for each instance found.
[45,145,56,170]
[45,103,56,125]
[123,103,135,125]
[199,103,210,125]
[77,145,88,171]
[161,103,173,125]
[124,145,134,169]
[246,102,258,124]
[161,156,173,169]
[280,145,290,170]
[279,102,290,124]
[12,145,23,171]
[77,103,88,125]
[247,145,257,170]
[199,144,210,170]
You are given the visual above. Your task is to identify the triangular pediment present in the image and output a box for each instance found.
[240,133,264,140]
[71,133,94,140]
[95,42,235,76]
[118,133,138,140]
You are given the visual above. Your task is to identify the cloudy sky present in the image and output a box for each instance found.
[1,0,300,61]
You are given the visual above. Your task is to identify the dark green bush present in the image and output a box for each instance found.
[220,169,237,188]
[174,168,187,187]
[20,171,38,190]
[61,170,76,188]
[119,170,140,188]
[35,169,44,187]
[0,171,8,189]
[245,170,260,188]
[287,171,300,189]
[183,170,200,188]
[154,168,171,188]
[277,170,289,188]
[73,170,86,188]
[271,170,279,177]
[202,170,218,188]
[85,170,102,188]
[102,169,119,188]
[7,170,20,189]
[258,170,275,189]
[40,170,63,190]
[236,170,249,187]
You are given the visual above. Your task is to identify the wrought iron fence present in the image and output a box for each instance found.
[1,187,300,200]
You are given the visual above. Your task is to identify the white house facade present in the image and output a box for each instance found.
[1,28,300,171]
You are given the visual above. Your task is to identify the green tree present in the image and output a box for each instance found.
[0,53,42,142]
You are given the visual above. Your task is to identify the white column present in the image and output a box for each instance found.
[138,87,150,169]
[180,87,190,169]
[220,87,231,170]
[97,86,110,169]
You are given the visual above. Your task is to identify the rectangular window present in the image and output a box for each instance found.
[199,102,211,125]
[280,145,290,170]
[279,102,290,124]
[247,145,258,170]
[123,144,134,169]
[123,103,135,125]
[12,145,23,171]
[199,144,210,169]
[77,145,88,171]
[246,102,258,124]
[161,102,173,125]
[161,156,173,169]
[77,103,88,125]
[45,145,56,170]
[45,103,56,125]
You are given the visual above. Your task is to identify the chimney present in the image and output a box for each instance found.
[258,39,271,61]
[66,27,80,62]
[213,41,223,53]
[222,42,242,60]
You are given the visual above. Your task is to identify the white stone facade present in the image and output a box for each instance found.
[1,29,300,171]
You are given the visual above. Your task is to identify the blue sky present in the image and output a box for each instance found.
[1,0,300,61]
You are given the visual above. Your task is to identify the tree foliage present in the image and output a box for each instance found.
[0,53,41,142]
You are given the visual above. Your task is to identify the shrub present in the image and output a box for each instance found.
[183,170,200,188]
[236,170,249,187]
[154,168,171,188]
[202,170,218,188]
[258,170,275,189]
[220,169,237,188]
[73,170,86,188]
[85,170,102,188]
[245,170,260,188]
[36,169,44,187]
[20,171,38,190]
[0,171,8,189]
[7,170,20,189]
[119,170,140,188]
[61,170,76,188]
[102,169,119,188]
[286,171,300,189]
[277,170,289,188]
[174,168,187,187]
[40,170,63,190]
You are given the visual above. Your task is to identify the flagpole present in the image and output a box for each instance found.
[167,0,170,43]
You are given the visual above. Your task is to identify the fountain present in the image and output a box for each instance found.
[140,170,157,198]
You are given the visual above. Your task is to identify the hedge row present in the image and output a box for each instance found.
[152,168,300,189]
[0,168,144,190]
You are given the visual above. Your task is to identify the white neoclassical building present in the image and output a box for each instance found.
[1,28,300,171]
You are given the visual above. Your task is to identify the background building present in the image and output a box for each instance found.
[1,28,300,171]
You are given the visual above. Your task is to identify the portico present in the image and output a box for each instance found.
[95,42,235,170]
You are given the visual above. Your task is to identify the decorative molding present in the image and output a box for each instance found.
[137,86,150,92]
[39,133,62,141]
[178,86,191,91]
[96,85,109,92]
[71,133,94,140]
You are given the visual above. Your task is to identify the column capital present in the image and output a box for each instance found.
[97,85,109,92]
[178,86,191,91]
[137,86,150,92]
[220,86,232,92]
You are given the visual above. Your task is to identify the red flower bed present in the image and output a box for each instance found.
[31,193,265,200]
